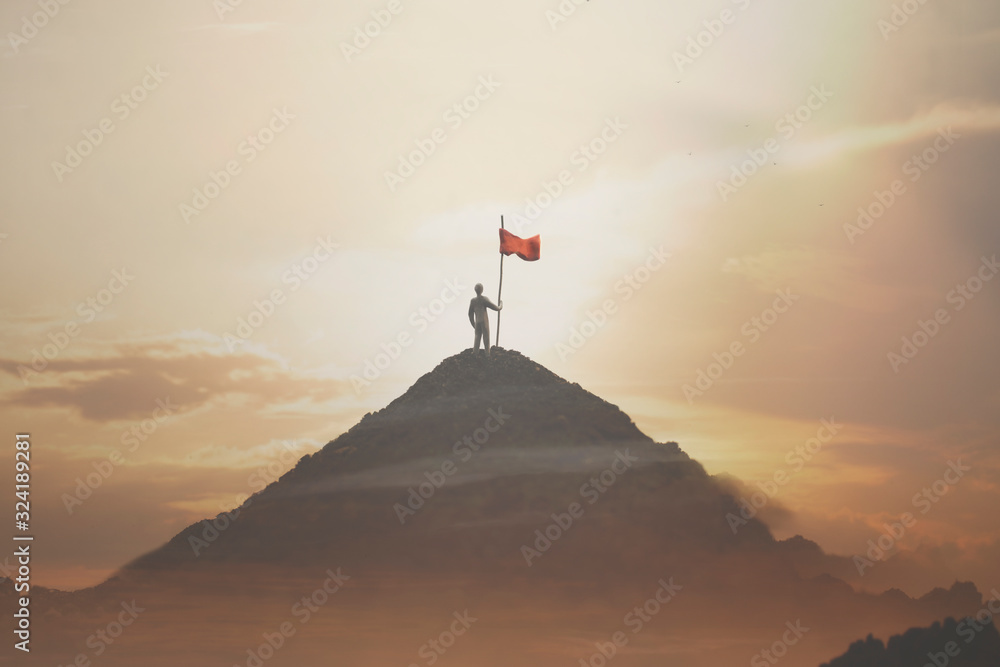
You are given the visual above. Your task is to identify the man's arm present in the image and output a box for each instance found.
[468,300,476,327]
[485,298,502,312]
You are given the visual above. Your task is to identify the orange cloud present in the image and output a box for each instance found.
[0,338,347,422]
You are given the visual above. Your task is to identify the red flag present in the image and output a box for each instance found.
[499,229,541,262]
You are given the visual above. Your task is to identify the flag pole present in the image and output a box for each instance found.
[496,215,505,349]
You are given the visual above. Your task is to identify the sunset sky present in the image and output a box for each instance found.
[1,0,998,594]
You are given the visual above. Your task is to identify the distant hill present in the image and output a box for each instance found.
[820,617,1000,666]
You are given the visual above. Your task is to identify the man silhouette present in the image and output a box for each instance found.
[469,283,502,356]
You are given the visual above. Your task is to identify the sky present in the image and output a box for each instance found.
[0,0,998,594]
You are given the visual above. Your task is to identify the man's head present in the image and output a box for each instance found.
[475,283,484,295]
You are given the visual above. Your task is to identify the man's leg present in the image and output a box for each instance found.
[483,321,491,357]
[474,324,482,351]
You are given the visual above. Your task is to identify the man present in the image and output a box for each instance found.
[468,283,502,356]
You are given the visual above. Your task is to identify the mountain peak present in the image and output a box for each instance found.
[311,346,678,478]
[384,347,569,407]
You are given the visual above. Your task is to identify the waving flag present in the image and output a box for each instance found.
[494,219,540,348]
[499,228,541,262]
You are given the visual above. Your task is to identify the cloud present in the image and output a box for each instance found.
[182,22,284,34]
[180,438,321,470]
[0,335,347,422]
[782,103,1000,168]
[721,245,906,313]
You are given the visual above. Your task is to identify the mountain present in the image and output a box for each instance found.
[820,617,1000,666]
[123,347,705,576]
[23,348,988,667]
